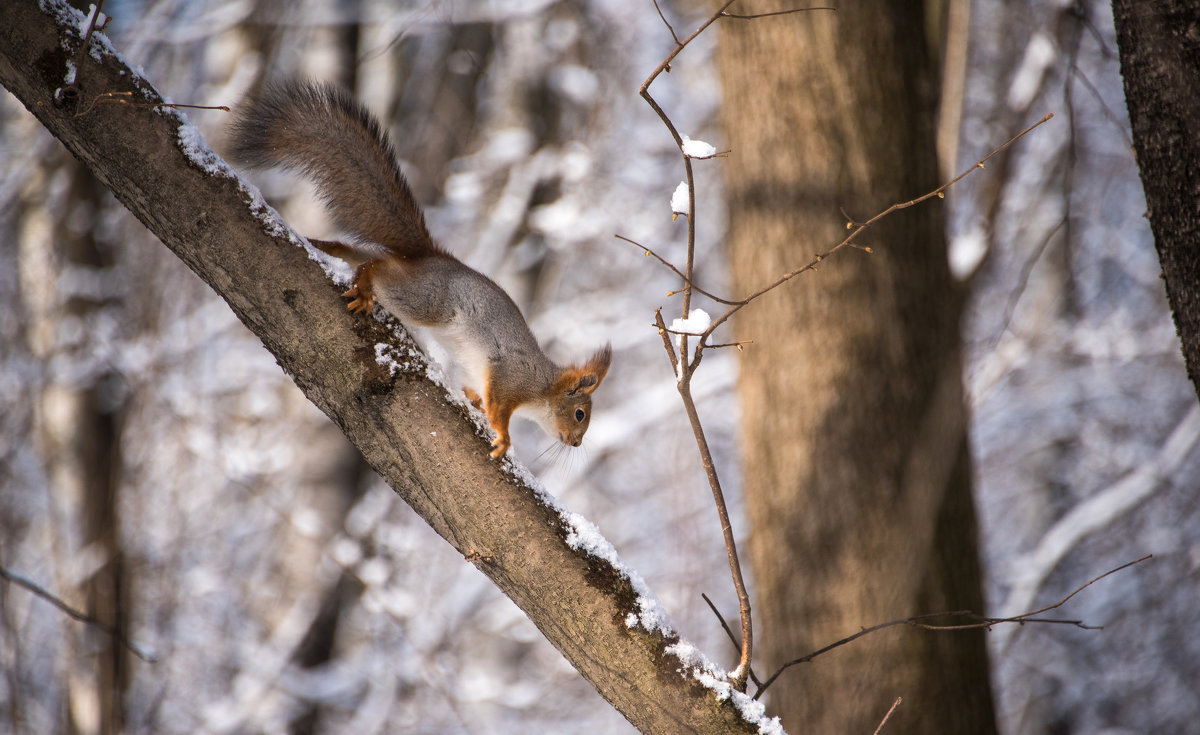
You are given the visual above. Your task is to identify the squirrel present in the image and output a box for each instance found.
[228,80,611,458]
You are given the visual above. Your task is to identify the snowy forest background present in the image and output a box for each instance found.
[2,0,1198,733]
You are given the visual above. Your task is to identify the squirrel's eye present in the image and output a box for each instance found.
[574,408,586,423]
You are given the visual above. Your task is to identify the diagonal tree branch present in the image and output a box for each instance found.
[0,3,767,733]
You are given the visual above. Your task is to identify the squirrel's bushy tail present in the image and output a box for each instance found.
[230,80,435,258]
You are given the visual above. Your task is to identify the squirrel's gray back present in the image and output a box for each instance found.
[374,255,560,397]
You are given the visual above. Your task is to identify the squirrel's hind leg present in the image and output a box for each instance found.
[306,238,376,312]
[462,387,484,411]
[343,260,382,313]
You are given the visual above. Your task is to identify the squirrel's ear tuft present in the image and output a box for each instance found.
[572,343,612,394]
[570,374,598,393]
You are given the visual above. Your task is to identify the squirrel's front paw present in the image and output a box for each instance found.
[488,438,510,459]
[343,284,375,314]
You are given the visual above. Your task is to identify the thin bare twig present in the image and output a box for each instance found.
[705,340,753,351]
[1069,64,1133,147]
[997,553,1151,621]
[653,308,679,377]
[988,215,1066,347]
[74,90,230,119]
[701,592,763,688]
[753,554,1150,699]
[614,234,739,305]
[55,0,107,111]
[78,0,108,54]
[639,0,756,690]
[639,0,739,310]
[1,565,157,662]
[624,113,1048,334]
[708,113,1056,335]
[872,697,904,735]
[721,7,836,20]
[660,326,711,338]
[650,0,680,45]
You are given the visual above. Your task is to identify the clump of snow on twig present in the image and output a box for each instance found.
[668,308,712,377]
[670,308,711,336]
[681,135,718,159]
[670,181,690,219]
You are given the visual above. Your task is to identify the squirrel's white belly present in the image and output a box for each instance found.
[409,317,487,393]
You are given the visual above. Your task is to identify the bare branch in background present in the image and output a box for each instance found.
[753,554,1151,698]
[1,566,157,662]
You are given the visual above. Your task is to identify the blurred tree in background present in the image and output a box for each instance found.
[719,1,994,732]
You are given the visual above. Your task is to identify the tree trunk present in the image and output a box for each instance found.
[718,3,996,732]
[1111,0,1200,402]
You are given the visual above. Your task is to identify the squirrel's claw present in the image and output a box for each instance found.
[343,285,375,314]
[488,439,510,459]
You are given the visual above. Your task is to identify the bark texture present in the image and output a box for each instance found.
[0,3,759,733]
[1112,1,1200,401]
[718,2,997,732]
